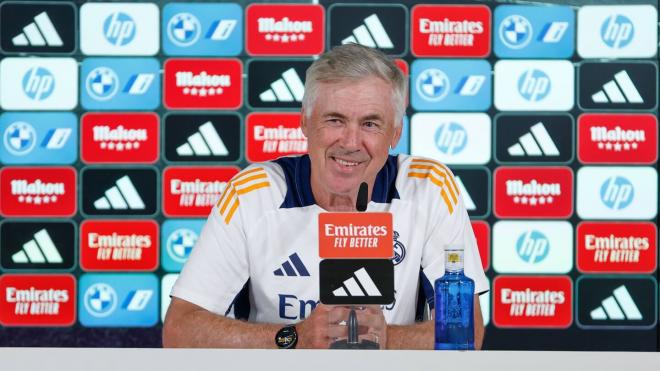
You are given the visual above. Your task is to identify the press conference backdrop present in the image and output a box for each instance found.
[0,0,657,350]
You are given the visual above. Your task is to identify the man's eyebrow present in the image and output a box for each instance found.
[322,111,348,119]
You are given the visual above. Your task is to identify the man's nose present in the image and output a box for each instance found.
[340,123,361,149]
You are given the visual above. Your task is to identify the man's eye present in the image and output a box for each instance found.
[363,121,379,128]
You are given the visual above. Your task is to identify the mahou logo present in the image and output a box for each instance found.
[411,5,491,57]
[494,166,573,218]
[578,114,658,164]
[246,113,307,162]
[577,222,657,273]
[163,166,240,217]
[246,4,324,56]
[493,275,572,328]
[164,58,242,109]
[80,220,159,272]
[0,274,76,326]
[471,221,490,270]
[0,166,76,217]
[81,113,159,164]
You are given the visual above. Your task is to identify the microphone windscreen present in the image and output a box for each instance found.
[356,182,368,212]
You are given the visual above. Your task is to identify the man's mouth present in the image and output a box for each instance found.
[331,156,362,167]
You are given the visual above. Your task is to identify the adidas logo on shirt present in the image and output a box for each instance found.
[259,68,304,103]
[11,229,62,264]
[12,12,63,47]
[176,121,229,157]
[273,253,310,277]
[94,175,145,210]
[590,285,642,320]
[591,70,643,104]
[507,122,560,157]
[342,14,393,49]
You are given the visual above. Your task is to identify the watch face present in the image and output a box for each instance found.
[275,326,297,349]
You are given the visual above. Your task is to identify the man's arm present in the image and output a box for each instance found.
[386,295,485,350]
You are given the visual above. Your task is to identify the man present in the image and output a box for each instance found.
[163,44,488,349]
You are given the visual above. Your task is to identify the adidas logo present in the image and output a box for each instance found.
[590,285,642,320]
[11,229,62,264]
[176,121,228,156]
[591,70,643,104]
[273,253,310,276]
[508,122,560,157]
[455,176,476,211]
[12,12,63,47]
[332,267,382,297]
[259,68,304,102]
[342,14,393,49]
[122,289,153,311]
[94,175,145,210]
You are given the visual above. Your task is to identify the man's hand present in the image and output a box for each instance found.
[297,305,387,349]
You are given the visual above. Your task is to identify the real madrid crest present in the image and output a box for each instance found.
[392,231,406,265]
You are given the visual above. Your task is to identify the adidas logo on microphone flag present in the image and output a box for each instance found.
[320,259,394,305]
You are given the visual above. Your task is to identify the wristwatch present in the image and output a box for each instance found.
[275,325,298,349]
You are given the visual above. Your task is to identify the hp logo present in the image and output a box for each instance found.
[167,228,198,263]
[86,67,119,101]
[168,13,201,46]
[4,121,36,156]
[517,69,551,102]
[21,67,55,101]
[600,14,634,49]
[499,14,533,49]
[516,230,549,264]
[103,12,136,46]
[83,283,117,318]
[416,68,450,102]
[600,176,634,210]
[435,122,467,155]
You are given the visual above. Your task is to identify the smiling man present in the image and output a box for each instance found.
[163,44,488,349]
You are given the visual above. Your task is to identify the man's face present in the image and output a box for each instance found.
[301,76,402,200]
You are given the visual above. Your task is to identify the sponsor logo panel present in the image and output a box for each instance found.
[493,221,573,274]
[494,114,574,164]
[246,113,307,162]
[162,3,242,56]
[81,167,158,217]
[471,221,490,270]
[494,60,574,111]
[410,113,491,165]
[0,274,76,326]
[0,112,77,165]
[163,166,240,217]
[81,113,159,164]
[576,166,657,220]
[0,166,76,217]
[0,220,76,271]
[161,219,204,272]
[493,275,572,328]
[0,1,76,54]
[164,113,241,163]
[319,259,394,305]
[246,4,324,56]
[494,166,573,219]
[576,276,657,329]
[247,59,311,109]
[80,58,160,110]
[578,62,657,111]
[328,4,407,56]
[80,220,159,272]
[578,114,657,164]
[577,5,657,58]
[410,59,491,111]
[78,273,158,327]
[0,57,77,110]
[577,222,657,274]
[411,5,491,57]
[161,273,178,322]
[494,5,574,58]
[164,58,243,109]
[451,167,490,219]
[318,212,393,259]
[80,3,159,56]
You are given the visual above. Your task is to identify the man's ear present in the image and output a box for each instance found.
[390,121,403,149]
[300,108,308,137]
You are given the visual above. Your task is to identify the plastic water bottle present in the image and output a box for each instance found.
[434,246,475,350]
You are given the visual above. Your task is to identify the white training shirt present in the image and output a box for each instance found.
[171,154,488,325]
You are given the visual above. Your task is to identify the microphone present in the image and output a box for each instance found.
[356,182,368,212]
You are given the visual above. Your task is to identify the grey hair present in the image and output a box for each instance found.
[302,44,407,126]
